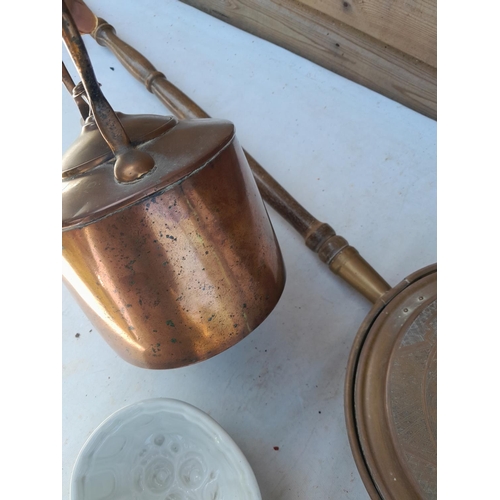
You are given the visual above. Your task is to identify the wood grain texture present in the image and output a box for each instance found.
[180,0,436,119]
[299,0,436,67]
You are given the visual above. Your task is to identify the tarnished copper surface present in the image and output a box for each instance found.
[63,135,285,369]
[345,265,437,499]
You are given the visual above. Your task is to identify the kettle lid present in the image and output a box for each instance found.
[62,114,235,231]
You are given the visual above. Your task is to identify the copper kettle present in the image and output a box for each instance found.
[62,3,285,369]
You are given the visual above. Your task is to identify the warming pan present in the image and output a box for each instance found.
[346,265,436,499]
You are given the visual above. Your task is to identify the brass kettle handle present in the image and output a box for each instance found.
[62,0,154,183]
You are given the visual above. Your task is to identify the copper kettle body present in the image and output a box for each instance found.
[63,115,286,369]
[62,5,284,369]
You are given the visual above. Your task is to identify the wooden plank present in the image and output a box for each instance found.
[298,0,436,67]
[179,0,437,119]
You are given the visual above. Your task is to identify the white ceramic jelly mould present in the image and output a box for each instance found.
[70,398,262,500]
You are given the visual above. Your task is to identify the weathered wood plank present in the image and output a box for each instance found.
[298,0,436,67]
[180,0,437,119]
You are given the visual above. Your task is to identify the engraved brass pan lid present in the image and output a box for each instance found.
[345,264,437,500]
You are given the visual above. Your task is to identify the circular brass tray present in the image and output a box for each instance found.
[345,265,437,500]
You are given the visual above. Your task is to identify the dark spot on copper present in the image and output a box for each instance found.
[166,319,175,327]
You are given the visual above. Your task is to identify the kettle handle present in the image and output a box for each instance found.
[62,61,89,119]
[62,0,154,183]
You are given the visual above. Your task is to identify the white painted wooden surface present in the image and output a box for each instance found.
[62,1,436,498]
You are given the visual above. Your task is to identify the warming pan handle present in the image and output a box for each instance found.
[87,15,390,303]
